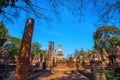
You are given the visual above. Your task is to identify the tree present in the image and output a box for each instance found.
[7,43,18,60]
[93,26,120,52]
[0,0,65,21]
[43,49,48,61]
[0,0,120,25]
[6,36,21,60]
[0,21,8,49]
[31,42,41,57]
[73,48,91,58]
[73,49,80,57]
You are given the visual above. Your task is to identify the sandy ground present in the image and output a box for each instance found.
[35,63,89,80]
[5,62,90,80]
[36,70,89,80]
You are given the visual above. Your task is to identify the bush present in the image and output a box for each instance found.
[104,70,120,80]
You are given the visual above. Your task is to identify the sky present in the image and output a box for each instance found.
[2,1,111,58]
[3,8,99,58]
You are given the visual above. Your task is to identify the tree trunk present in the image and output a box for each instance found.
[14,18,34,80]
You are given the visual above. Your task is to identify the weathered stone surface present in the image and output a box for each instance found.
[0,48,8,65]
[47,41,54,68]
[57,44,64,62]
[116,46,120,64]
[14,18,34,80]
[32,53,41,66]
[91,61,106,80]
[102,49,109,67]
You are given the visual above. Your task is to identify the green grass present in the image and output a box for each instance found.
[104,70,120,80]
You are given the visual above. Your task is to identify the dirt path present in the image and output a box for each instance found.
[36,70,89,80]
[36,62,89,80]
[5,61,90,80]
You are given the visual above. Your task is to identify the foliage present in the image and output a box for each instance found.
[0,21,8,49]
[0,0,64,21]
[1,0,120,24]
[31,42,48,61]
[73,49,80,57]
[31,42,42,57]
[104,70,120,80]
[8,36,21,46]
[3,35,47,61]
[93,26,120,52]
[73,48,92,58]
[4,35,48,60]
[42,49,48,61]
[7,43,18,60]
[6,36,21,60]
[0,0,17,9]
[79,48,86,55]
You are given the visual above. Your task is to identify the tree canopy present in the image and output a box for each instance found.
[6,36,21,60]
[31,42,41,56]
[73,48,92,58]
[0,21,8,48]
[93,26,120,52]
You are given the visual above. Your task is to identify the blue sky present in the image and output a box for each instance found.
[3,7,99,58]
[1,0,120,58]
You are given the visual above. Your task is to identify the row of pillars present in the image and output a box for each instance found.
[5,18,107,80]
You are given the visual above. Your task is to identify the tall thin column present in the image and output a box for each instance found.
[48,41,54,68]
[14,18,34,80]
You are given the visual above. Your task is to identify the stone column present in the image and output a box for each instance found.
[79,55,83,68]
[14,18,34,80]
[47,41,54,68]
[42,53,45,63]
[116,46,120,65]
[0,48,8,79]
[91,60,106,80]
[54,49,57,66]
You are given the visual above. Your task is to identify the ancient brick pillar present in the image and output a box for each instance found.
[47,41,54,68]
[90,50,106,80]
[14,18,34,80]
[91,61,106,80]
